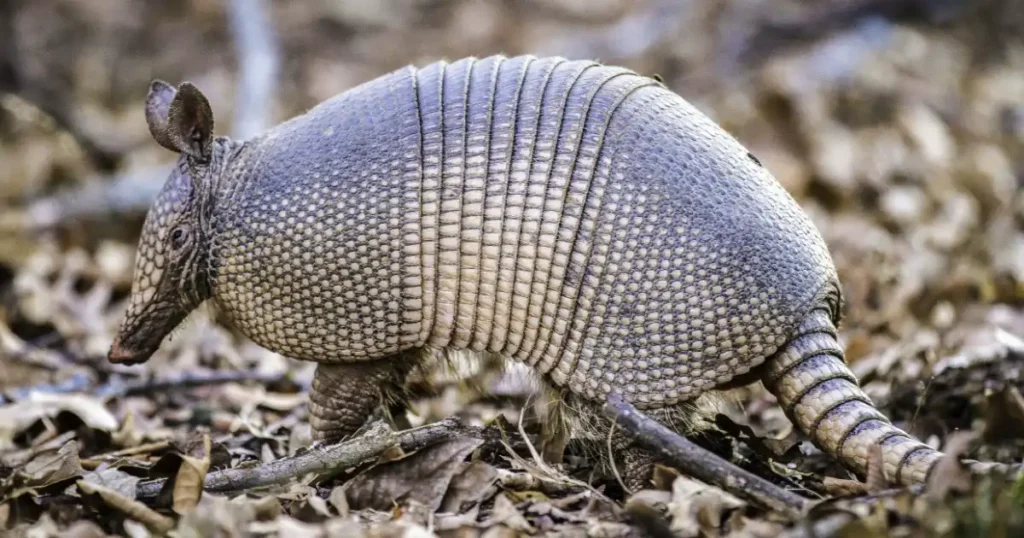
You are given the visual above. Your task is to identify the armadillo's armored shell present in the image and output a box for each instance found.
[211,55,839,409]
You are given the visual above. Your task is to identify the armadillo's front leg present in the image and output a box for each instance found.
[308,354,416,442]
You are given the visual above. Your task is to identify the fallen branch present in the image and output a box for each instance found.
[603,393,810,519]
[134,417,485,500]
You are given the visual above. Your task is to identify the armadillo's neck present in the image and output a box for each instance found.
[206,137,252,211]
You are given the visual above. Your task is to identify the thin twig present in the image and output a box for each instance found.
[603,393,810,519]
[0,370,288,404]
[134,417,483,500]
[606,421,630,495]
[96,370,291,400]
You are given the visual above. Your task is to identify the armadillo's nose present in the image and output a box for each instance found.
[107,338,147,365]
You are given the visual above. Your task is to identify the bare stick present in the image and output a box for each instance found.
[603,393,810,519]
[134,417,483,500]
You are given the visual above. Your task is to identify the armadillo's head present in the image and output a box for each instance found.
[109,80,224,365]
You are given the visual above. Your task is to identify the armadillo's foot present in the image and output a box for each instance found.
[608,432,663,492]
[308,355,416,443]
[620,447,661,492]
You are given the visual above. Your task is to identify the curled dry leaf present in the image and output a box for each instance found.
[173,433,212,514]
[926,431,976,500]
[439,460,499,514]
[23,439,83,486]
[111,412,145,448]
[823,477,870,497]
[481,492,534,533]
[56,520,109,538]
[624,490,675,538]
[982,385,1024,442]
[329,485,349,517]
[176,493,282,537]
[2,439,84,500]
[666,475,745,538]
[345,436,483,512]
[76,479,175,534]
[865,444,888,493]
[79,466,140,499]
[0,392,117,444]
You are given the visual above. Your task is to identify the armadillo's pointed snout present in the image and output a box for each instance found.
[107,337,151,365]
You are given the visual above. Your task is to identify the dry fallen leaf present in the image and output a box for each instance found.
[0,392,117,444]
[666,475,745,538]
[176,492,279,537]
[345,436,483,512]
[982,385,1024,442]
[439,460,499,514]
[481,492,534,533]
[173,433,212,514]
[329,485,349,517]
[926,431,976,500]
[79,466,140,499]
[865,444,888,493]
[823,476,870,497]
[2,439,84,500]
[77,479,175,534]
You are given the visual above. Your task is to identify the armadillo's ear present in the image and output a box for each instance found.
[165,82,215,163]
[145,80,180,153]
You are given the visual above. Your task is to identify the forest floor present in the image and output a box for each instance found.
[2,0,1024,536]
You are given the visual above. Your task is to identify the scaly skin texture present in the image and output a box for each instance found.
[110,54,1020,488]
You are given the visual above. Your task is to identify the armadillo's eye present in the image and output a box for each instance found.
[169,226,189,250]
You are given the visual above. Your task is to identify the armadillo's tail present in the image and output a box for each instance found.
[763,308,1021,485]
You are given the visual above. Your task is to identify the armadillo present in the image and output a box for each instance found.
[108,55,1017,488]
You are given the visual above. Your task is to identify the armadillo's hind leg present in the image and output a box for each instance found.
[308,352,419,443]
